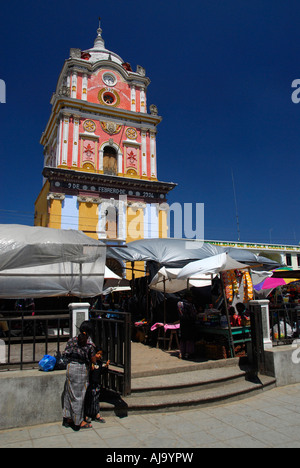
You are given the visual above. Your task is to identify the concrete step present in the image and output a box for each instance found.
[131,366,250,396]
[131,354,243,379]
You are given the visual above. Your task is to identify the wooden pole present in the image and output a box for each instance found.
[220,273,236,358]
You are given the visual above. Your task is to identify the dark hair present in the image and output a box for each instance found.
[236,303,246,313]
[77,332,88,348]
[77,320,93,348]
[79,320,93,337]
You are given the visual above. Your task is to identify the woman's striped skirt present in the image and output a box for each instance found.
[62,362,89,426]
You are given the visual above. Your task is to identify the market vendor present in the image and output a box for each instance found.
[229,306,241,327]
[177,292,197,360]
[235,302,250,325]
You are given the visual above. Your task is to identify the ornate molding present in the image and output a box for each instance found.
[77,195,101,204]
[47,192,65,201]
[100,121,122,135]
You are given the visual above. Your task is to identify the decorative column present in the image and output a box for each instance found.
[82,74,88,101]
[61,114,70,166]
[72,116,80,167]
[140,87,146,113]
[117,147,123,176]
[56,118,62,166]
[71,71,77,98]
[118,195,127,241]
[150,130,157,179]
[141,128,147,178]
[131,85,136,112]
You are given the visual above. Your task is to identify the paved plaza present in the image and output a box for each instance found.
[1,382,300,448]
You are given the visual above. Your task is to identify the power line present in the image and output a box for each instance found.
[231,169,241,242]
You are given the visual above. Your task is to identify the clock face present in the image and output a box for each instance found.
[102,73,117,86]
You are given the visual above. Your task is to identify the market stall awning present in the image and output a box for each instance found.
[149,267,213,293]
[108,238,281,269]
[108,238,222,266]
[0,258,106,299]
[0,225,106,298]
[177,253,249,280]
[0,224,105,271]
[103,266,131,296]
[149,253,250,294]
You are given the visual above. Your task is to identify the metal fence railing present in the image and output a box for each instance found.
[269,307,300,346]
[0,310,70,371]
[0,308,132,396]
[91,310,131,396]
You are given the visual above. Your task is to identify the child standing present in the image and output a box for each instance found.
[84,347,110,423]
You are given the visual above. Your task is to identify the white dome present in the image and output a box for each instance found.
[83,22,124,65]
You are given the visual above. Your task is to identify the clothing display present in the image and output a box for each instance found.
[222,270,253,303]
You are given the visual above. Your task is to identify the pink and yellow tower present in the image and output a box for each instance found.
[34,21,176,275]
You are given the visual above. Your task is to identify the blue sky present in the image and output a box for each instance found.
[1,0,300,245]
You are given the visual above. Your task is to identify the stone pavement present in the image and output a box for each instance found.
[1,383,300,448]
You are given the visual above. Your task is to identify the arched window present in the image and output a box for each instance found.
[103,146,117,175]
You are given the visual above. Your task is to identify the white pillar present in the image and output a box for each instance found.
[140,87,146,113]
[150,130,157,179]
[82,74,88,101]
[249,299,272,349]
[141,128,147,177]
[56,118,63,166]
[62,115,69,165]
[71,71,77,99]
[72,116,80,167]
[131,85,136,111]
[69,302,90,338]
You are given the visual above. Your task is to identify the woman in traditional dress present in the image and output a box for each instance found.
[62,321,96,430]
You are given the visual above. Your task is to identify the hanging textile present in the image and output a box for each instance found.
[222,271,239,302]
[243,270,253,302]
[222,270,253,303]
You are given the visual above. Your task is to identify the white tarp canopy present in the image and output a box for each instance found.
[149,267,213,293]
[103,266,131,296]
[0,225,106,298]
[108,238,281,270]
[149,253,249,293]
[0,224,106,271]
[177,253,249,280]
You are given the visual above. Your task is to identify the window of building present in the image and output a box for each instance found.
[286,253,292,267]
[103,93,115,104]
[103,146,118,176]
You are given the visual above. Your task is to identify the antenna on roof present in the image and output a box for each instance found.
[231,169,241,242]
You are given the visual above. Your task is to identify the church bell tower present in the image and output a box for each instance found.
[35,20,176,255]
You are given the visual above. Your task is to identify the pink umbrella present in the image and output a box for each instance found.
[254,268,298,291]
